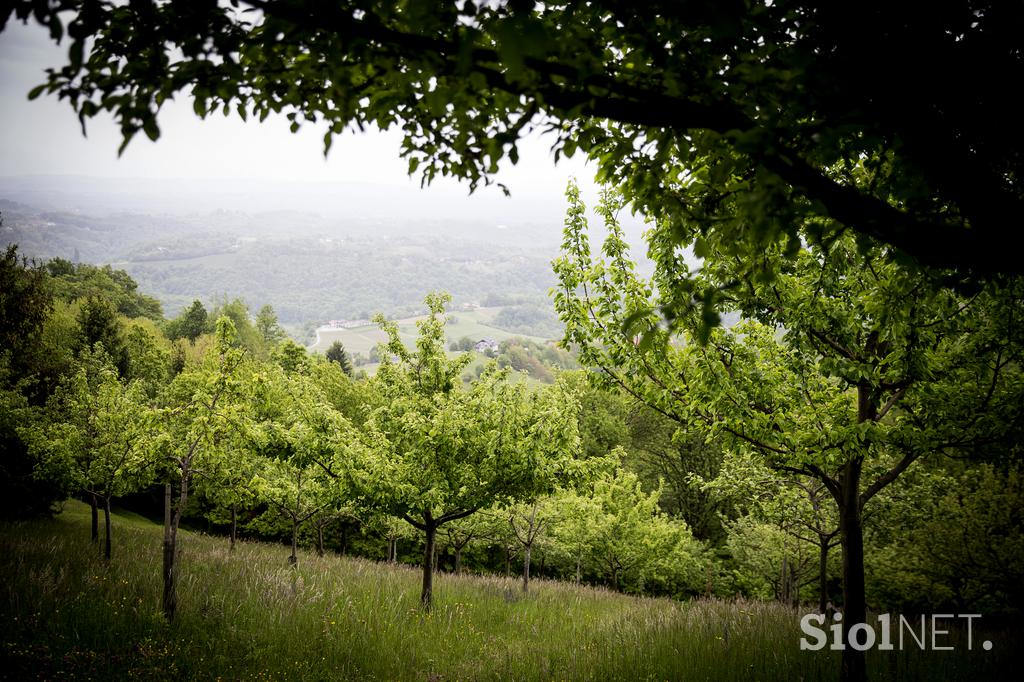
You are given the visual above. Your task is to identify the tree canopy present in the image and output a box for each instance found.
[553,182,1024,680]
[6,1,1021,286]
[350,292,584,604]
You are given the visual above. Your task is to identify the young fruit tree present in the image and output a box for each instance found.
[351,292,584,607]
[248,457,337,568]
[366,512,416,564]
[507,497,559,593]
[155,317,248,620]
[701,452,841,612]
[24,355,156,560]
[245,363,356,567]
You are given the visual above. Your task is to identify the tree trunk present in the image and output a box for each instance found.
[818,536,830,614]
[522,544,532,593]
[504,547,512,577]
[230,503,237,552]
[289,518,298,567]
[454,547,463,574]
[388,537,397,563]
[316,524,325,558]
[89,492,99,543]
[162,475,191,621]
[779,555,789,603]
[838,457,866,682]
[103,496,112,561]
[432,536,439,574]
[421,524,436,607]
[161,482,177,620]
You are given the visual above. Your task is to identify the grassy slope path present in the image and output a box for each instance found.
[0,503,1011,681]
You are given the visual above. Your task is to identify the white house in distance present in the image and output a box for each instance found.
[473,338,499,353]
[324,319,373,330]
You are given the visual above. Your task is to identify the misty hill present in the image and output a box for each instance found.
[0,192,577,338]
[1,175,659,338]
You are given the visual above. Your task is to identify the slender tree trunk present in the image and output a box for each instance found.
[162,474,191,621]
[289,518,298,567]
[103,496,112,561]
[388,537,397,563]
[522,544,532,593]
[432,536,440,574]
[89,492,99,543]
[454,547,463,575]
[838,457,866,682]
[834,385,877,682]
[421,524,436,607]
[229,503,237,552]
[818,536,830,614]
[162,482,176,620]
[782,557,790,602]
[316,524,325,557]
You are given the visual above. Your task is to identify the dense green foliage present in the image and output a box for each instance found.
[3,249,1018,618]
[345,293,587,604]
[45,258,163,321]
[324,341,353,376]
[553,182,1024,679]
[1,244,52,365]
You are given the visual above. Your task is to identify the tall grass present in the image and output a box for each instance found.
[0,502,1017,680]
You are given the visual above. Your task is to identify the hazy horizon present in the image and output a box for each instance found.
[1,20,601,225]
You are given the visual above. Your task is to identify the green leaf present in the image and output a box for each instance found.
[142,117,160,142]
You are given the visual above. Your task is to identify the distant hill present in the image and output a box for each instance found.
[1,198,566,338]
[2,175,657,338]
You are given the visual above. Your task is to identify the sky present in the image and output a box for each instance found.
[0,19,601,220]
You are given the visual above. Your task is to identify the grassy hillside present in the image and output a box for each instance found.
[309,307,550,356]
[0,503,1014,681]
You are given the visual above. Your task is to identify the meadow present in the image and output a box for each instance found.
[0,502,1015,681]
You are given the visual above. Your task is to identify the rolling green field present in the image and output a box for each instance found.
[308,307,550,356]
[0,503,1016,681]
